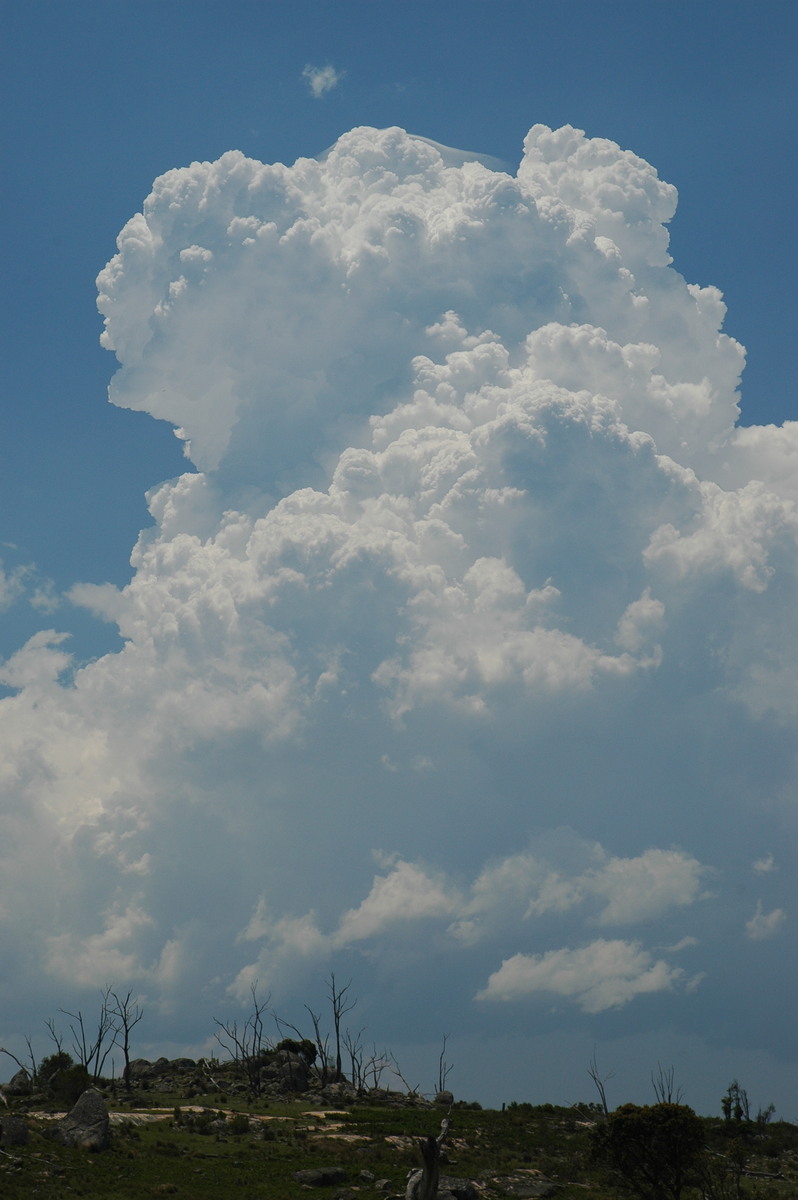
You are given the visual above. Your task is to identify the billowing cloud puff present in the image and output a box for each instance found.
[1,124,797,1109]
[476,940,684,1013]
[227,837,708,1009]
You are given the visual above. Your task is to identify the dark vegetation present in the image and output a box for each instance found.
[1,1087,797,1200]
[1,981,796,1199]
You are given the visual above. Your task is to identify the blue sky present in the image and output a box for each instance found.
[1,1,797,1115]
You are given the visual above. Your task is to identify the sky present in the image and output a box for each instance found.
[1,0,797,1117]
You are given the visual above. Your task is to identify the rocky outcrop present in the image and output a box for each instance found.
[106,1055,436,1108]
[4,1069,31,1096]
[3,1053,447,1111]
[277,1049,311,1092]
[52,1088,111,1151]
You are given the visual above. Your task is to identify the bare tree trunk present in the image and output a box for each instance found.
[110,991,144,1094]
[587,1047,613,1117]
[327,974,356,1082]
[407,1118,449,1200]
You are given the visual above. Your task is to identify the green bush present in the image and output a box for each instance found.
[590,1102,705,1200]
[38,1051,74,1085]
[229,1111,251,1136]
[37,1052,90,1105]
[50,1063,90,1106]
[275,1037,317,1065]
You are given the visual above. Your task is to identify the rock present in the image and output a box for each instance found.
[4,1068,31,1096]
[365,1087,429,1107]
[489,1173,559,1198]
[295,1167,348,1187]
[277,1050,310,1092]
[128,1058,158,1081]
[52,1088,111,1151]
[435,1091,454,1107]
[440,1179,480,1200]
[170,1058,197,1074]
[0,1115,29,1147]
[321,1079,358,1103]
[408,1172,482,1200]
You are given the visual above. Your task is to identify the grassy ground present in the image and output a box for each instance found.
[2,1093,797,1199]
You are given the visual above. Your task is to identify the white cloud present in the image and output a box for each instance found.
[334,860,459,943]
[229,837,709,1009]
[0,123,796,1088]
[0,629,72,691]
[454,840,708,935]
[745,901,786,941]
[589,848,708,925]
[302,64,344,98]
[753,854,775,874]
[46,904,154,987]
[0,560,27,612]
[476,940,683,1012]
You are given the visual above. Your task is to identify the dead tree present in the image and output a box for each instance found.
[303,1005,331,1087]
[61,986,118,1083]
[651,1062,684,1105]
[45,1019,65,1054]
[390,1051,420,1097]
[110,991,144,1093]
[364,1043,391,1089]
[587,1047,613,1117]
[407,1117,450,1200]
[437,1034,453,1095]
[0,1037,37,1089]
[213,982,271,1097]
[343,1026,365,1089]
[327,973,356,1082]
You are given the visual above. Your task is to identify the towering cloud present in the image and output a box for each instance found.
[1,125,796,1107]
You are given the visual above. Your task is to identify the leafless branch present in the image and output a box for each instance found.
[587,1047,613,1117]
[651,1062,683,1105]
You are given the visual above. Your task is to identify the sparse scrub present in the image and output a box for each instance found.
[0,1091,794,1200]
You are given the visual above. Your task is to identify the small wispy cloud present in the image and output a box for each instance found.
[745,900,786,941]
[753,853,776,874]
[302,63,345,99]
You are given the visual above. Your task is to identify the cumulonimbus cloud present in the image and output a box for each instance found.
[0,125,795,1094]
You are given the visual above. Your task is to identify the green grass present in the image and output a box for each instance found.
[1,1096,797,1199]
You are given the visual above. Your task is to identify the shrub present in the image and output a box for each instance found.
[50,1064,91,1106]
[38,1051,74,1086]
[590,1102,705,1200]
[276,1037,317,1065]
[229,1111,251,1136]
